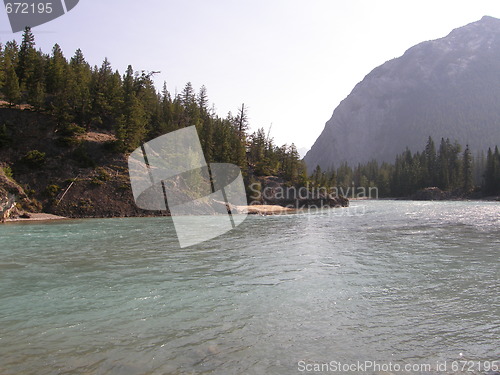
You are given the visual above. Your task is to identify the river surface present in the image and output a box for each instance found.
[0,200,499,374]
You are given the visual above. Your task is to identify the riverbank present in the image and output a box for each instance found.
[2,204,296,222]
[5,213,67,223]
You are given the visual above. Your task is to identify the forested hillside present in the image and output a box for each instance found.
[0,28,308,217]
[1,27,306,179]
[310,136,500,198]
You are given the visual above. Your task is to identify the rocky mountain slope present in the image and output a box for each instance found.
[0,106,152,218]
[305,16,500,170]
[0,106,348,219]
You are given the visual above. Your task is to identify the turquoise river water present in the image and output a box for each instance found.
[0,200,499,374]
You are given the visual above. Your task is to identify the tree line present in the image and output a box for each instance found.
[310,136,500,197]
[2,28,498,198]
[0,27,306,186]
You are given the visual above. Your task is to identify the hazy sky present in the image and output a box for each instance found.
[2,0,500,155]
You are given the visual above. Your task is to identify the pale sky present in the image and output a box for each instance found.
[2,0,500,156]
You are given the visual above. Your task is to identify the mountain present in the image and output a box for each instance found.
[304,16,500,170]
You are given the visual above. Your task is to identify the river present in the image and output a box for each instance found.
[0,200,499,374]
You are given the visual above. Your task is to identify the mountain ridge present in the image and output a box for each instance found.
[304,16,500,170]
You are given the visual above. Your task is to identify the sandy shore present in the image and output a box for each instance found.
[5,213,67,222]
[2,204,306,222]
[2,207,293,222]
[235,205,296,215]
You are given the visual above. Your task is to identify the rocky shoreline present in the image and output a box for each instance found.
[410,187,500,201]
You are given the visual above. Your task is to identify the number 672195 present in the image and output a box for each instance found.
[5,2,53,14]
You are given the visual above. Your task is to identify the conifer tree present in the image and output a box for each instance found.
[197,85,208,114]
[3,41,19,69]
[312,165,322,187]
[438,138,450,189]
[462,144,473,191]
[28,78,45,110]
[26,51,46,109]
[495,146,500,193]
[89,59,121,129]
[181,82,195,107]
[424,136,437,186]
[0,43,4,92]
[135,70,160,135]
[485,147,500,194]
[473,151,486,186]
[68,49,91,126]
[47,45,72,125]
[46,44,66,95]
[283,143,300,183]
[17,27,36,91]
[235,103,249,140]
[115,65,146,151]
[158,81,174,134]
[449,141,462,189]
[3,55,21,106]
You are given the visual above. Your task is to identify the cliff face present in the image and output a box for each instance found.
[305,16,500,170]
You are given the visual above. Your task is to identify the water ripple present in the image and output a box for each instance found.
[0,201,498,374]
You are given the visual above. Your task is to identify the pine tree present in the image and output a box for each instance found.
[473,151,486,187]
[3,41,19,69]
[462,144,473,191]
[135,70,159,136]
[212,118,232,163]
[68,49,91,125]
[437,138,450,189]
[47,45,72,125]
[376,162,393,197]
[494,146,500,194]
[46,44,66,95]
[52,65,73,126]
[89,58,121,129]
[485,146,500,195]
[108,70,125,122]
[3,55,21,106]
[424,136,437,186]
[158,81,174,133]
[31,82,45,109]
[0,43,4,92]
[1,42,20,99]
[484,148,498,194]
[449,141,462,189]
[197,85,208,114]
[312,165,323,187]
[115,65,146,151]
[17,27,36,91]
[235,103,249,140]
[284,143,300,183]
[249,128,266,162]
[179,82,200,128]
[26,51,46,109]
[181,82,195,107]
